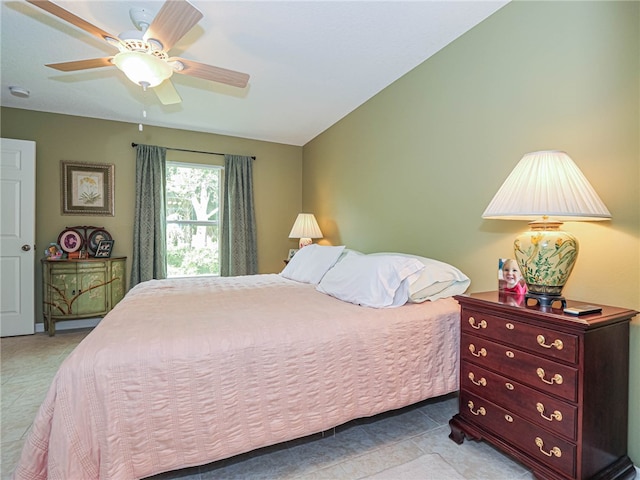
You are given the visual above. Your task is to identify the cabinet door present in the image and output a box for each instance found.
[74,262,108,316]
[45,262,80,316]
[108,258,127,308]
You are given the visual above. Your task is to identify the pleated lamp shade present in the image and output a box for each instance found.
[289,213,323,248]
[482,150,611,307]
[482,150,611,221]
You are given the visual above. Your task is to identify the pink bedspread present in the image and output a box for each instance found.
[13,274,460,480]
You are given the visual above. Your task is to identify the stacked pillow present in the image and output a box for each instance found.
[370,252,471,303]
[316,251,424,308]
[281,245,470,308]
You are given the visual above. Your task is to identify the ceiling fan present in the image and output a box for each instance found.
[26,0,250,105]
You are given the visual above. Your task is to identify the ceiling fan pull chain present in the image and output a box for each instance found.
[139,87,149,132]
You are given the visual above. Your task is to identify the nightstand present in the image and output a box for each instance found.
[449,291,637,480]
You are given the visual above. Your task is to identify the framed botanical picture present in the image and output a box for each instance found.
[94,240,114,258]
[287,248,298,261]
[61,161,114,216]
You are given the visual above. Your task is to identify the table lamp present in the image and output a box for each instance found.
[289,213,323,248]
[482,150,611,307]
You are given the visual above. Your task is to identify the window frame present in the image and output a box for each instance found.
[165,160,224,278]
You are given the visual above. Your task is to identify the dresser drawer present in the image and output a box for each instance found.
[460,391,576,479]
[461,310,578,364]
[462,333,578,402]
[461,361,577,440]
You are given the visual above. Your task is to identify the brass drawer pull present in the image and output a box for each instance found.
[535,437,562,458]
[468,372,487,387]
[469,344,487,358]
[504,414,513,423]
[467,401,486,416]
[536,402,563,422]
[537,334,564,350]
[469,317,487,329]
[536,368,563,385]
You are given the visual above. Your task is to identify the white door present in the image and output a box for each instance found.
[1,138,36,337]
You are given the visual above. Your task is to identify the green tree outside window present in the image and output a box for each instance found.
[166,162,222,277]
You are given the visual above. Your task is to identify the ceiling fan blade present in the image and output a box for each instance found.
[153,80,182,105]
[171,58,250,88]
[144,0,203,52]
[26,0,119,44]
[46,57,114,72]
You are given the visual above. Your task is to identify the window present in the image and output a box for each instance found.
[166,162,222,277]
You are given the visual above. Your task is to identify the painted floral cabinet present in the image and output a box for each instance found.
[41,257,126,336]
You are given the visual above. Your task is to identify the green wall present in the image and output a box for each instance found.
[1,107,303,324]
[303,1,640,463]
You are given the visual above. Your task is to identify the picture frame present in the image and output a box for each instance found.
[58,228,84,253]
[287,248,298,261]
[94,240,114,258]
[44,243,63,260]
[61,161,114,216]
[87,229,112,256]
[498,258,527,294]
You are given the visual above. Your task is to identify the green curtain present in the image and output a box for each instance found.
[130,144,167,287]
[220,155,257,276]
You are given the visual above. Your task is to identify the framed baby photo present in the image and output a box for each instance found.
[94,240,114,258]
[498,258,527,294]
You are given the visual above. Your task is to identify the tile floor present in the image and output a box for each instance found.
[1,329,538,480]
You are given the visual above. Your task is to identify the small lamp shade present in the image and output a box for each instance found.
[289,213,323,248]
[483,150,611,307]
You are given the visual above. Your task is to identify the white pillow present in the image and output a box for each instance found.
[316,252,425,308]
[280,244,345,284]
[372,252,470,302]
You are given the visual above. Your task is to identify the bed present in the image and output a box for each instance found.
[13,246,469,480]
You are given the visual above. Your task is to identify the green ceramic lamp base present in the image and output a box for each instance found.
[514,217,578,308]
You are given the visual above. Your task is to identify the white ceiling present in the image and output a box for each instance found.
[1,0,508,146]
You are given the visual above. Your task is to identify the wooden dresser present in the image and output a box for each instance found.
[449,291,637,480]
[41,257,126,336]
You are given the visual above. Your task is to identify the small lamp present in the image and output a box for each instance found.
[289,213,323,248]
[482,150,611,307]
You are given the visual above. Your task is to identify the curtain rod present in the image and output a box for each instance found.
[131,143,255,160]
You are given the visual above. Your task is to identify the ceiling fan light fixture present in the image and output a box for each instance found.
[113,51,172,87]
